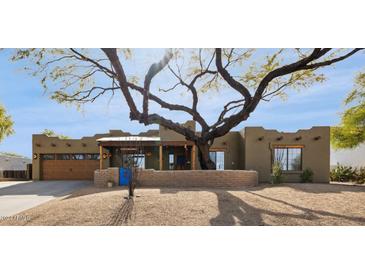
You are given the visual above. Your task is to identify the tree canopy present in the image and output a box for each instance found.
[9,48,364,168]
[41,129,69,139]
[332,72,365,149]
[0,104,14,143]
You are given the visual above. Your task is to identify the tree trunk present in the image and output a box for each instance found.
[197,143,216,170]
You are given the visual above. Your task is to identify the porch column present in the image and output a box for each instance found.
[99,145,103,170]
[159,144,163,170]
[191,145,196,170]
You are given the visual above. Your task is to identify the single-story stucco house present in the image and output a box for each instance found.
[32,121,330,183]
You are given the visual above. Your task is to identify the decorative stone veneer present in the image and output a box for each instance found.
[108,167,119,185]
[94,167,120,187]
[94,169,109,187]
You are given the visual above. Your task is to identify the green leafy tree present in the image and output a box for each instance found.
[8,48,363,169]
[0,104,14,142]
[41,129,69,139]
[332,72,365,149]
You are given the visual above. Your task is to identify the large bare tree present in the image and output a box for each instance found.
[9,48,363,169]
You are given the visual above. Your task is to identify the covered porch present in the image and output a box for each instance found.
[97,136,197,170]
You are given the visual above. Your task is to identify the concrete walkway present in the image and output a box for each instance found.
[0,180,91,217]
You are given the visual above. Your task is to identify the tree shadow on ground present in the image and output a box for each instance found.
[210,190,365,225]
[282,183,365,194]
[246,191,365,224]
[210,191,266,225]
[105,198,135,226]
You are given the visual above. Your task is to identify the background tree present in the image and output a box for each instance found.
[9,48,363,169]
[41,129,69,139]
[0,104,14,142]
[332,72,365,149]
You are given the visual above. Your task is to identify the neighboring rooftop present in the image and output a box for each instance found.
[0,153,31,171]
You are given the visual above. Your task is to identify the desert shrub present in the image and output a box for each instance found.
[330,164,357,182]
[271,162,283,184]
[300,168,313,183]
[354,167,365,184]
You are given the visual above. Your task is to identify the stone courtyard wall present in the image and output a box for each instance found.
[137,169,258,188]
[95,168,258,188]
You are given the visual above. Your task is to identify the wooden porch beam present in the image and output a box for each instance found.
[159,144,163,170]
[99,145,103,170]
[191,145,196,170]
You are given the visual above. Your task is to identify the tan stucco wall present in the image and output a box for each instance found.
[159,120,196,141]
[244,127,330,183]
[33,121,330,183]
[32,134,109,180]
[208,132,245,170]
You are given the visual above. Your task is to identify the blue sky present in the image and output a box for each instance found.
[0,49,364,158]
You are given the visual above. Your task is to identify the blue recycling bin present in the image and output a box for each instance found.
[119,167,132,186]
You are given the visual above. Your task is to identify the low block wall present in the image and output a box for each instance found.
[95,169,258,188]
[94,169,109,187]
[137,169,258,188]
[94,167,119,187]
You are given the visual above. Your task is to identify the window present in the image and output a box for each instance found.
[168,153,174,170]
[273,147,302,171]
[71,154,85,160]
[209,151,225,170]
[56,154,70,160]
[123,154,145,169]
[41,154,55,160]
[86,154,100,160]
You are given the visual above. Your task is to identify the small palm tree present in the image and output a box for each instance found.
[0,104,14,142]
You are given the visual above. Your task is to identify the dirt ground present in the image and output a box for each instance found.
[1,183,365,226]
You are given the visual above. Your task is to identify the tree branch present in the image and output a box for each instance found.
[215,48,252,100]
[143,50,173,119]
[128,82,209,129]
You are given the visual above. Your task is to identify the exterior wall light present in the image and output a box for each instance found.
[102,153,108,159]
[33,153,38,160]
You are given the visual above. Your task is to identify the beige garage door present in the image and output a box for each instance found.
[41,159,99,180]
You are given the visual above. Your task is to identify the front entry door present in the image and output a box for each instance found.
[176,155,187,170]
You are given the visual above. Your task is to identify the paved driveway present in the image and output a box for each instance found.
[0,180,91,217]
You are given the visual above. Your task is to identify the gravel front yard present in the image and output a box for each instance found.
[1,183,365,226]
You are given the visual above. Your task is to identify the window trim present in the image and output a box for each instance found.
[272,146,303,172]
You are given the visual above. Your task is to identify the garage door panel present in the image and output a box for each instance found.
[41,160,99,180]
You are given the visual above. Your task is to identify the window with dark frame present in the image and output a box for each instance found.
[56,154,70,160]
[209,151,225,170]
[273,147,302,171]
[41,154,55,160]
[86,154,100,160]
[168,153,174,170]
[71,154,85,160]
